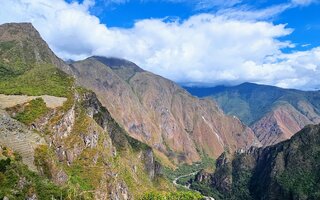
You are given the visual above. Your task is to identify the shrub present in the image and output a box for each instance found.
[14,98,49,125]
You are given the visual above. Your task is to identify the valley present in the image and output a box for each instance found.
[0,22,319,200]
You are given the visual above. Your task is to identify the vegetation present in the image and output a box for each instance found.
[163,156,215,182]
[0,146,68,200]
[184,83,320,126]
[13,98,49,125]
[0,63,73,97]
[277,170,320,199]
[191,182,223,200]
[0,38,73,97]
[189,125,320,200]
[0,24,178,200]
[139,191,204,200]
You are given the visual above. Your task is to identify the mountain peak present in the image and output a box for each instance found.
[238,82,259,87]
[0,22,41,41]
[90,56,144,72]
[0,22,67,76]
[87,56,144,81]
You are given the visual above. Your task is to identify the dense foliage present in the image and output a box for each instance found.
[191,125,320,200]
[0,146,68,200]
[140,191,204,200]
[13,98,49,125]
[163,156,215,182]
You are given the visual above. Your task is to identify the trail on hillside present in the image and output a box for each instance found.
[173,171,215,200]
[173,171,199,189]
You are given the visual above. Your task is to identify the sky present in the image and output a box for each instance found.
[0,0,320,90]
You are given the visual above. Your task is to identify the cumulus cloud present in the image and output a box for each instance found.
[0,0,320,90]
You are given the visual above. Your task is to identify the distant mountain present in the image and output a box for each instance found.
[63,56,261,166]
[0,22,176,199]
[191,123,320,200]
[184,83,320,146]
[0,22,259,199]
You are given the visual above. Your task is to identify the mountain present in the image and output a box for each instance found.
[191,123,320,200]
[62,56,261,166]
[184,83,320,146]
[0,22,181,199]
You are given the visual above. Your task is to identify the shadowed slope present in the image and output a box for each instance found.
[67,57,260,165]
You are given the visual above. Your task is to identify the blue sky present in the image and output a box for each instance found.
[275,4,320,51]
[80,0,320,50]
[1,0,320,89]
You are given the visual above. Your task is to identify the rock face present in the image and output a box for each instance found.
[0,109,45,171]
[0,22,174,199]
[0,22,67,71]
[41,89,166,198]
[185,82,320,147]
[0,23,261,165]
[65,57,260,164]
[192,124,320,200]
[251,103,319,146]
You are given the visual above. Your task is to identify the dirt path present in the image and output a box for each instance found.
[173,171,215,200]
[173,171,199,189]
[0,94,67,109]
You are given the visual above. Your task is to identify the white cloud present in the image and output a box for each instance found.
[0,0,320,90]
[215,4,292,20]
[291,0,320,6]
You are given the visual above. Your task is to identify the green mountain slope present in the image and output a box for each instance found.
[0,23,72,97]
[191,123,320,200]
[1,22,195,199]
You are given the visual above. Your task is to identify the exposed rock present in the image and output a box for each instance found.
[0,109,45,171]
[65,57,260,164]
[17,177,28,190]
[82,130,99,148]
[192,124,320,200]
[186,83,320,148]
[26,194,37,200]
[252,103,320,146]
[0,22,176,200]
[143,148,162,180]
[53,169,68,185]
[53,106,75,138]
[194,170,212,184]
[0,23,69,71]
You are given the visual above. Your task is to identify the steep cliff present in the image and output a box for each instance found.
[185,83,320,147]
[0,22,173,199]
[66,57,260,165]
[191,124,320,200]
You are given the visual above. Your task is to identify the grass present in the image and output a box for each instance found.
[13,98,49,125]
[0,30,176,199]
[139,191,204,200]
[0,39,73,97]
[0,63,73,97]
[163,156,215,182]
[0,146,68,200]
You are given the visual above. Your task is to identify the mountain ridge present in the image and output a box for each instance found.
[64,55,261,165]
[191,123,320,199]
[0,22,177,199]
[185,83,320,146]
